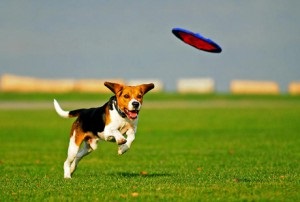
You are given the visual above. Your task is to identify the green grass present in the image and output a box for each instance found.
[0,95,300,201]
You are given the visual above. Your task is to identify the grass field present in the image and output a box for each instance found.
[0,93,299,201]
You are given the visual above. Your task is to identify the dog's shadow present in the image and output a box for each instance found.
[110,172,171,178]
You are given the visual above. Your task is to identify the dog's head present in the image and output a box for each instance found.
[104,82,155,120]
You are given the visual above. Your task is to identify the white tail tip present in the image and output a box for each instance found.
[53,99,69,118]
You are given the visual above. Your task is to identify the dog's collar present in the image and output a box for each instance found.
[109,96,126,118]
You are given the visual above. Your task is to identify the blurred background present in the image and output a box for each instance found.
[1,1,299,94]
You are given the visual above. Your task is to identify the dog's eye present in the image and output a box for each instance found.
[137,94,142,99]
[124,94,130,99]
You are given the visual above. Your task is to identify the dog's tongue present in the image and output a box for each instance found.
[127,110,138,119]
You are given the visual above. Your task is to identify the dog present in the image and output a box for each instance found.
[53,81,154,178]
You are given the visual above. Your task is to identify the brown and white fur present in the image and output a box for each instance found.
[53,81,154,178]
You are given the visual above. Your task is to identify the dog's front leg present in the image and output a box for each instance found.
[118,129,135,155]
[103,126,127,145]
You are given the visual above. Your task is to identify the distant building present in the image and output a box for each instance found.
[177,78,215,94]
[288,82,300,95]
[230,80,280,95]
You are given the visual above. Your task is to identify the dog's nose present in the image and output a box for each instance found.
[132,101,140,109]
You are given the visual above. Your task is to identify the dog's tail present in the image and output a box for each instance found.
[53,99,70,118]
[54,99,84,118]
[53,99,84,118]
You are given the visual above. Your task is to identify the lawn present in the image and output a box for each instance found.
[0,94,299,201]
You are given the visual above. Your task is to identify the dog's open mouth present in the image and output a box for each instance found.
[124,109,139,119]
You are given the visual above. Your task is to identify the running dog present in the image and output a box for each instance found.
[54,81,154,178]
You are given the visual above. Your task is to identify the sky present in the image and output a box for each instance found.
[1,1,300,92]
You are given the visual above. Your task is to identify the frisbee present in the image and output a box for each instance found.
[172,28,222,53]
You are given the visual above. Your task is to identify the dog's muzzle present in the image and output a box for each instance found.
[124,101,140,119]
[124,109,139,119]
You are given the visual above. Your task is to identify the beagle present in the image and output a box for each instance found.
[53,81,154,178]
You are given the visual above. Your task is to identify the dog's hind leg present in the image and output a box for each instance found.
[64,132,79,179]
[70,137,98,174]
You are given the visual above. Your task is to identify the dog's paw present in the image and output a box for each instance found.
[118,144,129,155]
[106,135,116,142]
[88,138,99,150]
[116,138,127,145]
[64,173,72,179]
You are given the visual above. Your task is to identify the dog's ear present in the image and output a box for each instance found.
[104,82,123,94]
[139,83,155,95]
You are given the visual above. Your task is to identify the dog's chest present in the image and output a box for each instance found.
[109,108,138,132]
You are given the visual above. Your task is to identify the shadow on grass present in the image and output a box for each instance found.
[111,172,172,178]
